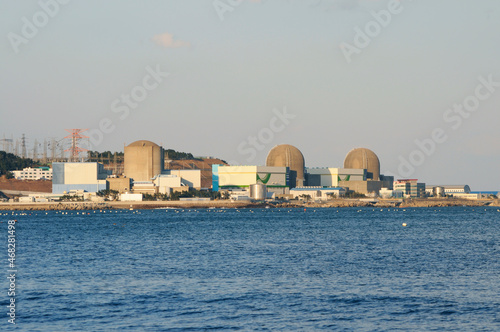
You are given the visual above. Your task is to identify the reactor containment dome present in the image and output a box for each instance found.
[343,148,380,181]
[124,140,164,182]
[266,144,305,187]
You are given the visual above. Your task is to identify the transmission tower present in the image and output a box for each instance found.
[21,134,26,158]
[64,129,89,162]
[0,135,13,153]
[32,139,39,160]
[43,139,48,164]
[14,140,19,157]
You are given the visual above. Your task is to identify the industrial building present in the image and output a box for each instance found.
[337,148,393,195]
[344,148,380,180]
[107,176,131,193]
[425,185,471,195]
[124,140,164,182]
[152,174,189,195]
[394,179,426,198]
[52,162,110,194]
[12,167,52,180]
[212,165,289,194]
[306,168,366,187]
[162,169,201,190]
[123,140,202,194]
[212,146,394,198]
[266,144,305,187]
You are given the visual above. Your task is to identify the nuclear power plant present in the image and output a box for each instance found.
[13,131,482,200]
[48,139,404,199]
[213,144,396,199]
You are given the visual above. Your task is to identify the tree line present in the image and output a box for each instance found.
[0,151,39,176]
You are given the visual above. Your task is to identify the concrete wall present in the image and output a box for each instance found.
[339,180,383,195]
[107,177,131,193]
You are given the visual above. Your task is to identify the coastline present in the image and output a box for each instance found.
[0,199,498,211]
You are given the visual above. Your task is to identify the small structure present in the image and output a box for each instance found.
[107,176,131,193]
[162,170,201,190]
[120,193,143,201]
[19,196,35,203]
[426,185,471,195]
[249,184,267,200]
[290,187,347,201]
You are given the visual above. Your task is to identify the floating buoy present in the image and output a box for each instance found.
[402,223,407,227]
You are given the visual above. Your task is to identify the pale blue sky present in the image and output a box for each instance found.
[1,0,499,190]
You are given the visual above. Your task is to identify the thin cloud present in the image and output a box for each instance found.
[152,32,190,48]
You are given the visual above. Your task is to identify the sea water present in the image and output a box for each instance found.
[1,207,499,331]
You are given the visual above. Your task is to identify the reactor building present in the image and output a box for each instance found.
[124,140,164,182]
[266,144,305,188]
[343,148,380,181]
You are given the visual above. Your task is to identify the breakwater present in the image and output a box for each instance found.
[0,199,497,211]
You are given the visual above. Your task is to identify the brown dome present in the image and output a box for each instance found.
[344,148,380,180]
[266,144,305,187]
[126,140,160,148]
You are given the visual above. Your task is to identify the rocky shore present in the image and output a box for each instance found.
[0,198,497,211]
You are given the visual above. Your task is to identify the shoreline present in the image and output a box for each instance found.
[0,199,498,211]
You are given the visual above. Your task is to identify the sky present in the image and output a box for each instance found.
[1,0,499,190]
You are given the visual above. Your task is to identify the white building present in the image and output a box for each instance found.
[12,167,52,180]
[290,187,347,200]
[451,193,480,200]
[120,193,143,201]
[152,175,187,195]
[426,185,471,194]
[162,169,201,189]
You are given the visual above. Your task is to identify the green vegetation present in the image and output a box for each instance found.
[88,148,199,161]
[298,194,312,201]
[170,189,220,201]
[58,194,84,202]
[164,149,196,160]
[142,189,221,201]
[0,151,38,174]
[88,151,123,158]
[96,189,119,201]
[344,191,366,198]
